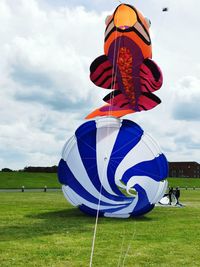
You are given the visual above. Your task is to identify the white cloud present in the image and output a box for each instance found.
[0,0,199,169]
[0,0,105,169]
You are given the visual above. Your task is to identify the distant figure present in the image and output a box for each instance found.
[168,187,173,205]
[175,187,180,205]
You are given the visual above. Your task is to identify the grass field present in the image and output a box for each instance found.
[0,172,60,189]
[167,178,200,188]
[1,171,200,189]
[0,190,200,267]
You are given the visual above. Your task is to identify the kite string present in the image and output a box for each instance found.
[90,5,131,266]
[119,10,138,266]
[89,184,102,267]
[117,228,126,267]
[89,114,116,266]
[90,4,169,266]
[108,19,120,116]
[90,13,123,266]
[89,160,108,267]
[121,219,137,267]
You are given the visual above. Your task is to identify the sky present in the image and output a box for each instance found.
[0,0,199,170]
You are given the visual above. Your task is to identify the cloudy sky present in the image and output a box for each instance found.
[0,0,199,170]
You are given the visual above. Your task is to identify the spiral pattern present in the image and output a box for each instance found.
[58,117,168,218]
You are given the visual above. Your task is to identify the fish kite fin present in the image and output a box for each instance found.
[138,92,161,111]
[103,90,130,107]
[90,55,119,89]
[85,104,134,119]
[140,58,163,93]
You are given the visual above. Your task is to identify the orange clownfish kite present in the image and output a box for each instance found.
[86,4,163,119]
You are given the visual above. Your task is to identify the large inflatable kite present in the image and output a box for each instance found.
[58,4,168,218]
[58,118,168,218]
[86,4,163,119]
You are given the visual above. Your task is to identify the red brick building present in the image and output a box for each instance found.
[169,162,200,178]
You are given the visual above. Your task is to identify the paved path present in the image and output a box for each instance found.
[0,187,200,193]
[0,188,61,193]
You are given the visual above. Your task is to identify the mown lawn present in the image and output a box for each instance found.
[1,171,200,189]
[0,190,200,266]
[0,172,60,189]
[167,177,200,188]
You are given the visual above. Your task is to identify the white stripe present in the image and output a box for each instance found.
[63,186,126,212]
[62,185,81,206]
[134,22,150,43]
[115,134,159,188]
[151,180,168,204]
[142,133,161,156]
[62,135,130,205]
[104,213,130,218]
[96,117,122,196]
[62,135,76,160]
[105,21,115,40]
[105,195,138,215]
[126,176,165,204]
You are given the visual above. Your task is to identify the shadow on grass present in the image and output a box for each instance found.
[29,208,87,219]
[1,208,154,242]
[29,209,153,222]
[1,208,94,242]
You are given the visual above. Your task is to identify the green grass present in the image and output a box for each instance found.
[0,172,60,189]
[1,171,200,189]
[0,191,200,266]
[167,178,200,188]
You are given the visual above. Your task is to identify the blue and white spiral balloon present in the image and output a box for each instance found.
[58,117,168,218]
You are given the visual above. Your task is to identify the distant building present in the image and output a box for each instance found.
[169,162,200,178]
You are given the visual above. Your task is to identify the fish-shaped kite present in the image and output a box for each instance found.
[86,4,163,119]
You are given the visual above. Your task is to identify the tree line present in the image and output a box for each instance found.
[1,166,58,173]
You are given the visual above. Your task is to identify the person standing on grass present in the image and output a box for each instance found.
[169,187,173,205]
[175,187,180,205]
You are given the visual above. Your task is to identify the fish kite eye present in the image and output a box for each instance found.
[145,17,151,28]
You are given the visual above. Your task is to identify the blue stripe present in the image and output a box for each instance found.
[79,204,130,217]
[58,159,68,185]
[158,154,169,178]
[75,120,130,202]
[107,120,143,195]
[130,184,154,216]
[121,154,168,184]
[58,159,129,207]
[79,205,104,217]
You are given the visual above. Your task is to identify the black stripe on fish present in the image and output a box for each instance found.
[104,27,116,42]
[90,55,109,73]
[105,18,114,32]
[141,83,152,93]
[139,104,148,110]
[98,75,114,87]
[143,59,161,82]
[120,102,130,108]
[93,66,113,83]
[105,23,115,41]
[105,25,151,45]
[126,4,151,42]
[142,92,161,104]
[103,90,121,102]
[140,69,148,76]
[140,77,158,90]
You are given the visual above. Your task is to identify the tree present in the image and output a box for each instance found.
[1,168,13,172]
